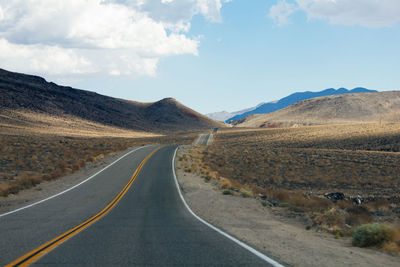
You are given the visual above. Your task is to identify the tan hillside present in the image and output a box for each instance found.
[0,68,222,135]
[234,91,400,128]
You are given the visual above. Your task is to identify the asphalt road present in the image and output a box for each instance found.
[193,133,213,145]
[1,145,273,266]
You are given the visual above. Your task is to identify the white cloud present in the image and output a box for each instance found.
[0,0,228,77]
[269,0,400,27]
[0,39,93,75]
[268,0,297,26]
[197,0,224,22]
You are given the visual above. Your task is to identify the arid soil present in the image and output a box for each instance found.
[175,145,400,267]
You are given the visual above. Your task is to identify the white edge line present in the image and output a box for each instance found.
[193,134,202,145]
[0,145,153,218]
[172,146,285,267]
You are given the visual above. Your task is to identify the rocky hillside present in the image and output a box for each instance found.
[0,68,222,133]
[234,91,400,128]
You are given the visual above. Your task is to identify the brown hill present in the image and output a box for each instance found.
[234,91,400,128]
[0,68,222,134]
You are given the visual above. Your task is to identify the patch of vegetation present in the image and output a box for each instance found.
[223,190,233,195]
[0,133,196,196]
[352,224,396,248]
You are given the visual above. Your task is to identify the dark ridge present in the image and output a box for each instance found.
[0,68,221,132]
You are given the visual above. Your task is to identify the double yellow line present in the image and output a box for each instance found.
[7,146,161,267]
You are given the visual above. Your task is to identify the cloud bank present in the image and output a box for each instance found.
[0,0,229,77]
[269,0,400,28]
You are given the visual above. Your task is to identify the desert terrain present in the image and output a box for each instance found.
[2,67,400,265]
[0,69,218,197]
[175,145,400,266]
[177,123,400,256]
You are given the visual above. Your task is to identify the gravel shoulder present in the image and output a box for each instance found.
[0,146,141,214]
[175,145,400,267]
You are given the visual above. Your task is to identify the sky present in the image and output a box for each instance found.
[0,0,400,114]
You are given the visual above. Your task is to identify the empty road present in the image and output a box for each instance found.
[193,133,213,145]
[1,145,277,266]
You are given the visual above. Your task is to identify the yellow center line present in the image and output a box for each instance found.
[6,146,161,267]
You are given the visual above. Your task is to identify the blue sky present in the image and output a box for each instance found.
[1,0,400,114]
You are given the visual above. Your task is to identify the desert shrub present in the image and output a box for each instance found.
[1,176,41,195]
[223,190,233,195]
[241,190,251,198]
[220,179,232,189]
[352,224,395,248]
[313,209,345,229]
[345,206,373,226]
[290,195,332,212]
[272,190,290,202]
[0,183,9,197]
[203,175,211,182]
[333,229,344,239]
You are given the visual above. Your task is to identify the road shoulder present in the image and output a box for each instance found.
[175,145,400,267]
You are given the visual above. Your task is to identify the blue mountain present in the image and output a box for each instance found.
[225,87,377,123]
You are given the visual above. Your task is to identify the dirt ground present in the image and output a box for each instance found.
[0,146,141,214]
[175,145,400,267]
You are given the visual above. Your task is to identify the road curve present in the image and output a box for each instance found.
[2,146,276,266]
[0,145,158,265]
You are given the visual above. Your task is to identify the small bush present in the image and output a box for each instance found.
[352,224,394,247]
[333,229,343,239]
[220,179,232,189]
[313,209,345,229]
[261,200,268,207]
[223,190,233,195]
[241,191,250,198]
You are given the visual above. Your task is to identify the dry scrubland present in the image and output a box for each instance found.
[0,133,195,197]
[181,123,400,253]
[0,109,159,138]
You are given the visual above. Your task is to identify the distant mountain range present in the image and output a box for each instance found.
[223,88,377,123]
[234,91,400,128]
[0,68,221,134]
[206,102,265,121]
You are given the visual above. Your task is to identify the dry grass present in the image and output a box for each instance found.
[0,133,196,197]
[183,123,400,252]
[0,109,160,138]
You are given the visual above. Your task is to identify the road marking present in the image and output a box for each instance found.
[172,147,284,267]
[193,134,203,145]
[0,145,153,218]
[6,146,161,267]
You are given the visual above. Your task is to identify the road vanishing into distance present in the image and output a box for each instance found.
[193,133,213,145]
[0,144,281,266]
